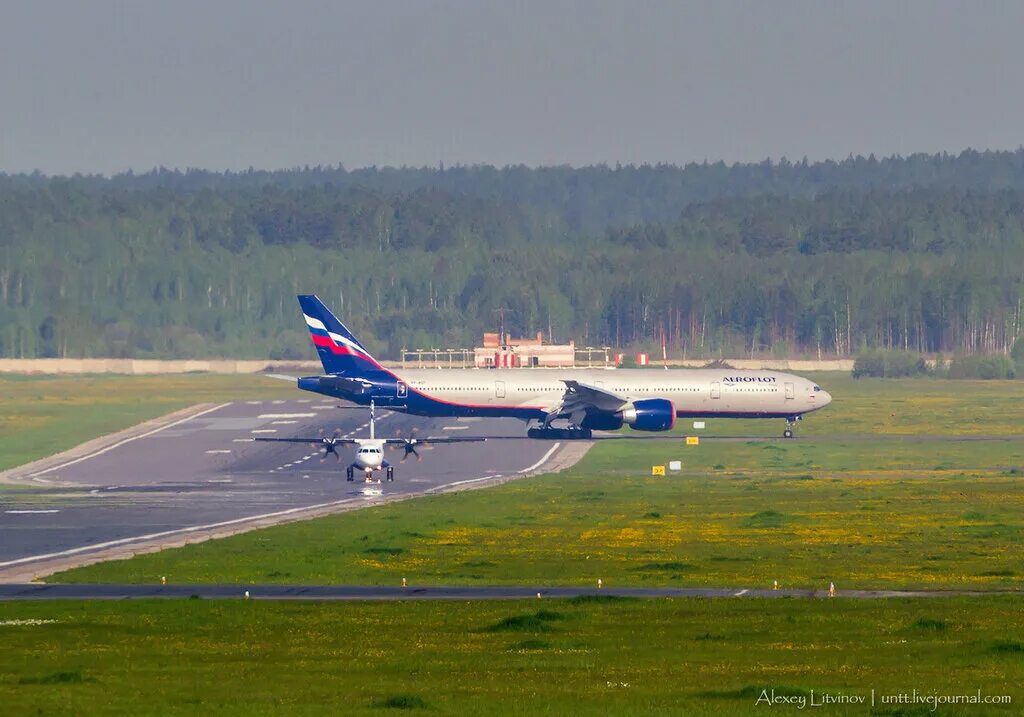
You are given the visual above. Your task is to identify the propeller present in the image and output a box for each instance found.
[397,427,422,463]
[316,427,342,462]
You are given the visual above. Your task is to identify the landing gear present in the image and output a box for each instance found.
[386,466,394,482]
[346,466,354,481]
[782,416,800,439]
[527,426,593,440]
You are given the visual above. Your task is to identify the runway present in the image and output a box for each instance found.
[0,399,578,579]
[0,583,1017,601]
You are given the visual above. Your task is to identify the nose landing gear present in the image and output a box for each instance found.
[783,415,801,439]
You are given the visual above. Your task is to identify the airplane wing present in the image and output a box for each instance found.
[540,379,631,426]
[559,380,629,411]
[253,437,360,445]
[381,437,486,445]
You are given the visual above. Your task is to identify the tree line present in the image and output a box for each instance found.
[4,150,1024,360]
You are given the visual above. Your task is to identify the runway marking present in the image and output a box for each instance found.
[5,510,60,514]
[518,443,562,474]
[205,449,232,454]
[271,420,298,425]
[259,413,316,419]
[310,405,334,411]
[297,399,311,403]
[207,479,233,483]
[0,496,373,569]
[232,438,254,443]
[442,425,469,430]
[734,589,749,597]
[26,402,232,477]
[271,400,285,404]
[250,429,277,434]
[246,401,262,405]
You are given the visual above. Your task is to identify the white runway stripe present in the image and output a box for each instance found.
[205,449,232,454]
[250,429,277,434]
[5,510,60,514]
[27,402,231,477]
[258,413,316,419]
[518,443,562,474]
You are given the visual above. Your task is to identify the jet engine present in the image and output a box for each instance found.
[577,398,676,432]
[620,398,676,431]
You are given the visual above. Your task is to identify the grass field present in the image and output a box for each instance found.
[1,597,1021,715]
[7,373,1024,715]
[53,427,1024,589]
[0,374,294,473]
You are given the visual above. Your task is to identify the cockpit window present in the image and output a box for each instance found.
[813,385,821,391]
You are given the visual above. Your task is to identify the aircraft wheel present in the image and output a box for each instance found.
[783,429,794,439]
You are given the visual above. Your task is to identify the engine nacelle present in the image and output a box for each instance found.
[620,398,676,432]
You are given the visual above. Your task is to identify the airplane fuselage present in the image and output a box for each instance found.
[299,367,830,422]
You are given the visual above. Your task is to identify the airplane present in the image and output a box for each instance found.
[291,295,832,439]
[254,401,485,482]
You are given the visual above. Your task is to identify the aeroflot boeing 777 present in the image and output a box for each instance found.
[293,295,832,439]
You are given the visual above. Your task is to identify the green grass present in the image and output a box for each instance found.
[54,432,1024,589]
[1,598,1021,715]
[0,374,294,473]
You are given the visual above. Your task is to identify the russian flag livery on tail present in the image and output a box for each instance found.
[299,295,384,375]
[291,294,831,439]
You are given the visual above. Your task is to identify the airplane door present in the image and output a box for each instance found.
[397,381,407,399]
[711,382,721,399]
[495,380,505,399]
[784,382,794,400]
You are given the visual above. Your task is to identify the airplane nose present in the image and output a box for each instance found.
[819,390,832,406]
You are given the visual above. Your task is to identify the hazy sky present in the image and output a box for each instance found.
[1,0,1022,175]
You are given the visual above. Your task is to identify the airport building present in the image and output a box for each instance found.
[475,331,576,368]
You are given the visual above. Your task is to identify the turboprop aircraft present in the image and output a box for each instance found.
[254,401,485,482]
[292,295,832,439]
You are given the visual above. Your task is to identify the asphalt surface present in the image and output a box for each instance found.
[0,399,561,570]
[0,583,1017,601]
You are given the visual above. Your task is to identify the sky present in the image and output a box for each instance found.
[1,0,1022,175]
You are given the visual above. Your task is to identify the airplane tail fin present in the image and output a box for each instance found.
[297,295,382,375]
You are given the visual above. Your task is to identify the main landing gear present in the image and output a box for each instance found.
[346,466,354,481]
[527,426,593,440]
[783,416,801,439]
[386,466,394,482]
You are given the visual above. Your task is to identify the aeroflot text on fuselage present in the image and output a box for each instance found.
[722,375,777,383]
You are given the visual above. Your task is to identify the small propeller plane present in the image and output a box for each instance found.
[254,402,485,482]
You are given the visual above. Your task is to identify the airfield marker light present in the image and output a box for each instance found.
[402,577,407,588]
[161,576,166,585]
[598,578,603,589]
[773,580,779,590]
[828,582,836,598]
[537,592,542,599]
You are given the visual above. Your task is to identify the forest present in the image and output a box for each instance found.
[3,149,1024,360]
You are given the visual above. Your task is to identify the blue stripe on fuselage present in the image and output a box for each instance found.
[298,371,546,420]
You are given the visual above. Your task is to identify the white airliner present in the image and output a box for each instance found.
[255,401,484,481]
[293,295,832,439]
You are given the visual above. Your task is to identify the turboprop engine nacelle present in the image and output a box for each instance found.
[620,398,676,432]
